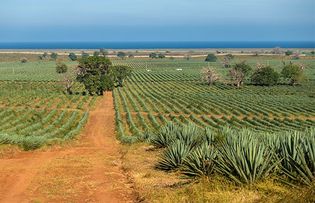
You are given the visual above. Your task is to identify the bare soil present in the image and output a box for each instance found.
[0,92,135,203]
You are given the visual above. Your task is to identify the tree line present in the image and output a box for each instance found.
[202,61,305,87]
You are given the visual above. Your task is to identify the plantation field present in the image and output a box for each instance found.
[112,58,315,141]
[0,80,97,149]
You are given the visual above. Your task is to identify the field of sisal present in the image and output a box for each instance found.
[112,58,315,142]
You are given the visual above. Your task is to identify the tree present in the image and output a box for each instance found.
[43,52,49,59]
[68,53,77,61]
[228,61,252,88]
[76,56,112,95]
[20,57,28,63]
[117,51,126,59]
[281,63,304,85]
[251,66,279,86]
[56,63,68,74]
[201,67,219,85]
[50,52,58,60]
[285,50,293,56]
[111,65,132,87]
[205,53,217,62]
[81,52,89,58]
[62,70,76,95]
[100,49,108,57]
[149,53,158,59]
[158,53,165,59]
[222,54,234,68]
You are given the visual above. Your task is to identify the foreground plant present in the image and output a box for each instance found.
[215,131,279,185]
[156,140,191,171]
[182,144,217,178]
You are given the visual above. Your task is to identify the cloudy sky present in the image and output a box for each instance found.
[0,0,314,42]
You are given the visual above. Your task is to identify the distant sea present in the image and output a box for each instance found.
[0,41,314,49]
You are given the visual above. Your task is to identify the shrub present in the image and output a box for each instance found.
[205,53,217,62]
[228,61,252,88]
[56,63,68,74]
[285,50,293,56]
[251,66,279,86]
[281,63,304,85]
[68,53,77,61]
[50,52,58,60]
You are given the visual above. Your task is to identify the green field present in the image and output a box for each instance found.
[111,58,315,142]
[0,57,314,148]
[0,79,96,150]
[0,54,314,201]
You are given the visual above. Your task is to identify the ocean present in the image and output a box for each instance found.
[0,41,314,49]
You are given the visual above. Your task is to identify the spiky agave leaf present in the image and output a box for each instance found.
[283,132,315,185]
[149,122,178,148]
[182,144,217,178]
[215,133,279,185]
[176,123,204,149]
[156,140,191,171]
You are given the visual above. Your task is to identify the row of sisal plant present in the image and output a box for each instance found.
[148,122,315,186]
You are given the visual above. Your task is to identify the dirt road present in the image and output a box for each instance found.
[0,92,135,203]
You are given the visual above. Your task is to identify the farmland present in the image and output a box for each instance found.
[0,53,314,202]
[112,58,315,142]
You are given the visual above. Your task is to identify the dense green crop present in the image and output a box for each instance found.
[112,59,315,141]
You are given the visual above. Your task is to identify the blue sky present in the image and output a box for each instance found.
[0,0,314,42]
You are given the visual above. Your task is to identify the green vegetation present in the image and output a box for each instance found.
[68,52,78,61]
[281,63,305,85]
[55,62,68,74]
[0,81,94,150]
[205,53,217,62]
[251,66,279,86]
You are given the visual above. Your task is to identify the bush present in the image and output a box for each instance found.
[251,66,279,86]
[56,63,68,74]
[68,53,77,61]
[50,52,58,60]
[205,53,217,62]
[285,50,293,56]
[281,63,304,85]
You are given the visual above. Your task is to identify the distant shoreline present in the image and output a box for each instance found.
[0,41,314,49]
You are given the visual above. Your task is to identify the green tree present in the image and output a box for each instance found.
[228,61,252,88]
[111,65,132,87]
[281,63,304,85]
[117,51,126,59]
[50,52,58,60]
[56,63,68,74]
[149,53,158,58]
[205,53,217,62]
[251,66,279,86]
[43,52,49,59]
[81,52,90,58]
[158,53,165,59]
[68,53,77,61]
[76,56,112,95]
[285,50,293,56]
[100,48,108,57]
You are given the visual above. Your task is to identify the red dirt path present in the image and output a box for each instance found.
[0,92,135,203]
